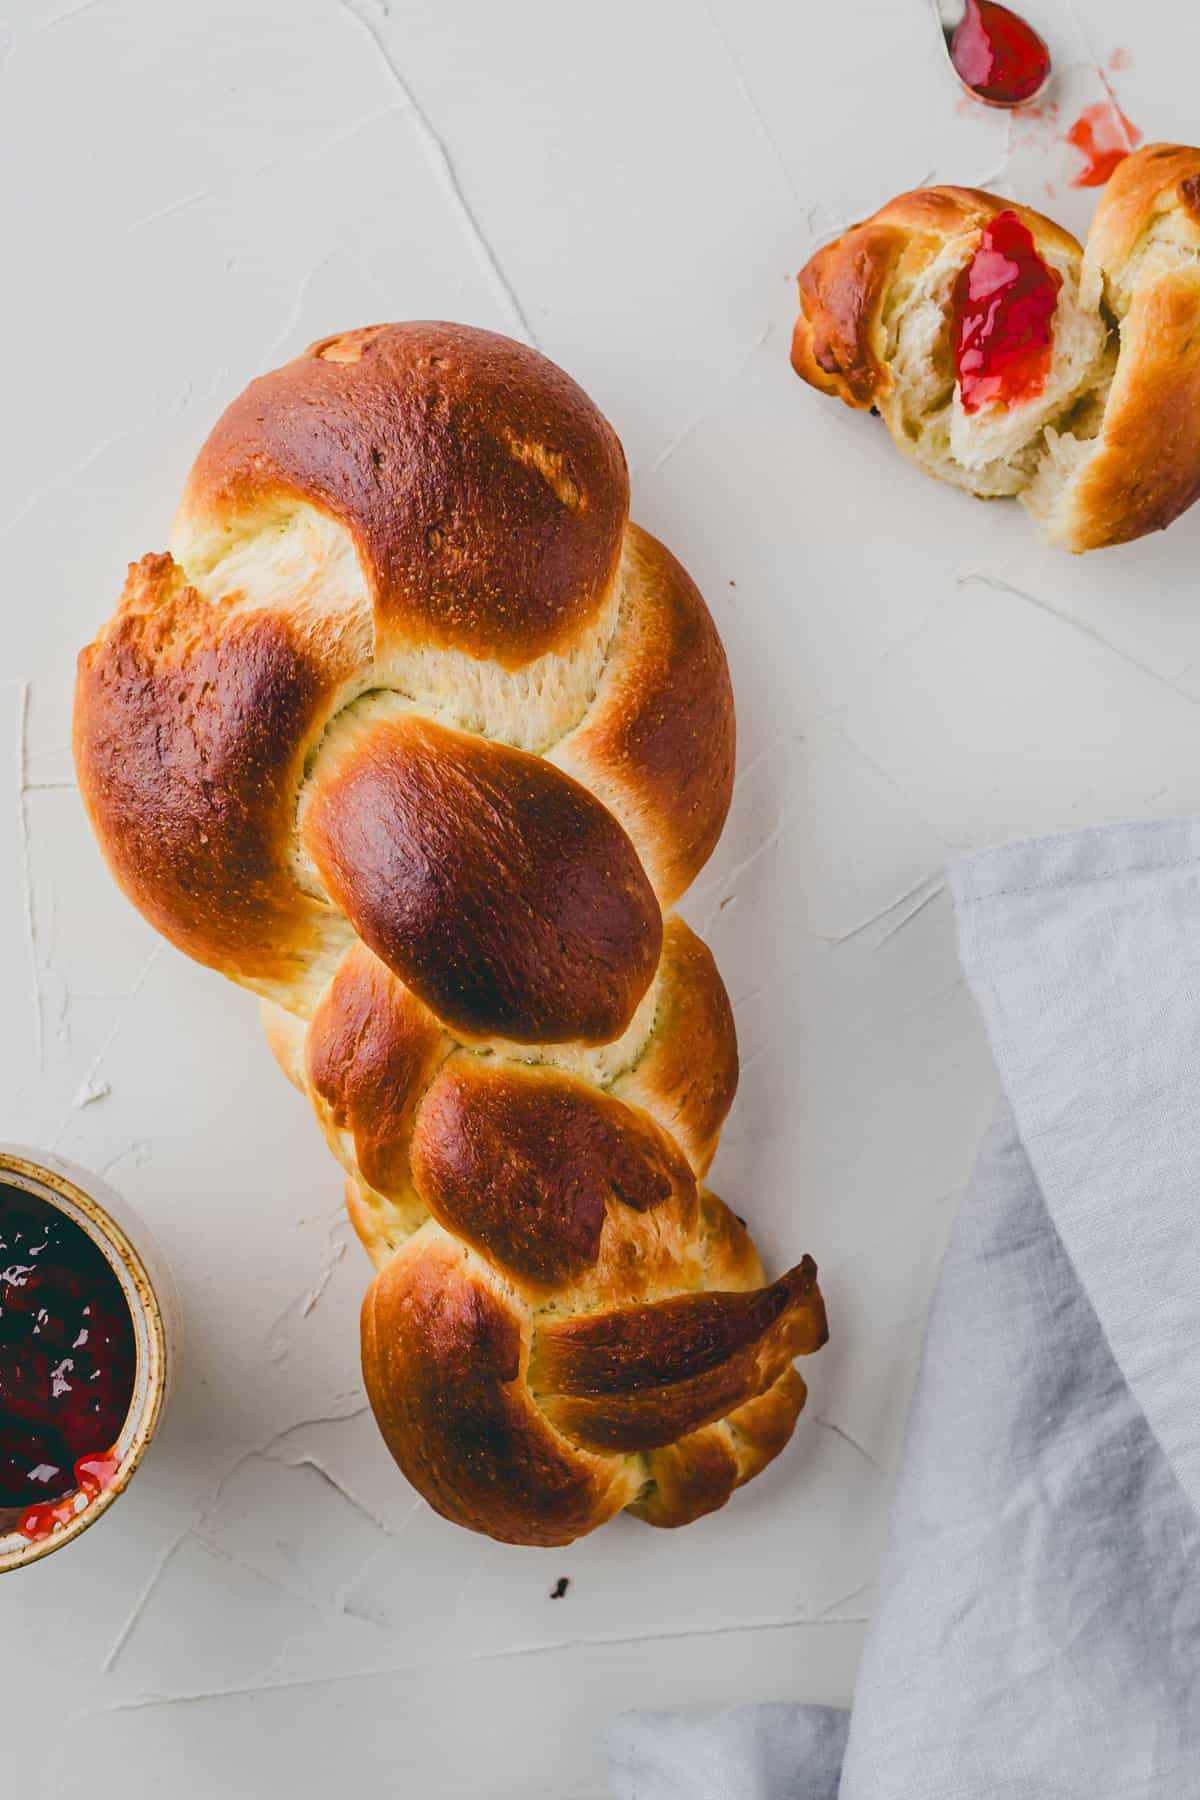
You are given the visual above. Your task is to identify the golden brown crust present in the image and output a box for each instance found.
[792,218,907,408]
[699,1192,766,1289]
[1061,145,1200,550]
[301,712,662,1045]
[362,1235,639,1546]
[182,322,629,668]
[305,942,448,1195]
[74,553,360,994]
[410,1058,694,1291]
[612,915,738,1177]
[631,1365,809,1529]
[75,321,827,1545]
[361,1228,824,1544]
[344,1176,407,1268]
[531,1258,826,1453]
[553,527,735,908]
[1064,267,1200,548]
[1085,142,1200,271]
[791,188,1080,412]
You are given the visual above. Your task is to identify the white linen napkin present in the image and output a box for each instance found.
[609,820,1200,1798]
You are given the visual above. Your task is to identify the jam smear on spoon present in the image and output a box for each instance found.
[950,0,1051,107]
[0,1183,135,1540]
[952,209,1062,414]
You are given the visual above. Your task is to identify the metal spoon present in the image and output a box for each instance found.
[932,0,1052,109]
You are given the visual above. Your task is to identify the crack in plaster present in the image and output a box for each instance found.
[301,1239,348,1317]
[812,1414,882,1473]
[72,1074,112,1109]
[650,320,772,474]
[35,0,104,31]
[24,741,71,769]
[799,196,859,254]
[336,1,538,348]
[51,943,163,1149]
[103,1529,315,1691]
[44,971,71,1063]
[810,1578,873,1622]
[101,1533,189,1673]
[731,740,775,794]
[969,110,1016,193]
[85,1610,867,1716]
[873,879,946,949]
[957,571,1200,707]
[0,428,129,542]
[1063,0,1125,120]
[264,1204,352,1348]
[835,724,970,849]
[710,818,783,897]
[817,869,944,949]
[127,190,212,234]
[262,253,336,365]
[101,1138,151,1181]
[262,1447,395,1542]
[199,1401,373,1525]
[102,1412,401,1678]
[698,0,801,208]
[729,979,769,1013]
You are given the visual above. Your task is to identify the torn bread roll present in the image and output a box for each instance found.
[792,143,1200,552]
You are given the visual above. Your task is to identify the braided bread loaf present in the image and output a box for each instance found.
[792,142,1200,551]
[74,322,827,1545]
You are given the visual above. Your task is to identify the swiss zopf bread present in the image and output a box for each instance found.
[74,322,827,1546]
[792,143,1200,551]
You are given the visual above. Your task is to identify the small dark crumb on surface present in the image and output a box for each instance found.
[728,579,736,587]
[550,1577,570,1599]
[719,894,736,911]
[870,406,881,417]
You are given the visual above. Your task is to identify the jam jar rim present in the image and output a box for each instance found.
[0,1146,174,1573]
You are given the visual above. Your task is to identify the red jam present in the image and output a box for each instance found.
[1066,100,1142,187]
[0,1183,135,1540]
[952,210,1062,414]
[950,0,1051,106]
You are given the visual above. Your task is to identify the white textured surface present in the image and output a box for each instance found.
[0,1,1192,1793]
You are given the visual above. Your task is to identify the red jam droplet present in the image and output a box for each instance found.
[952,210,1062,415]
[18,1452,123,1541]
[950,0,1051,107]
[19,1485,82,1544]
[1066,100,1143,188]
[76,1450,122,1498]
[0,1183,136,1541]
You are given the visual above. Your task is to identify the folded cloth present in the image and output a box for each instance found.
[608,820,1200,1799]
[608,1705,848,1800]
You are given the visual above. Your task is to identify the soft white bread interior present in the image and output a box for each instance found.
[884,232,1111,498]
[792,146,1200,552]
